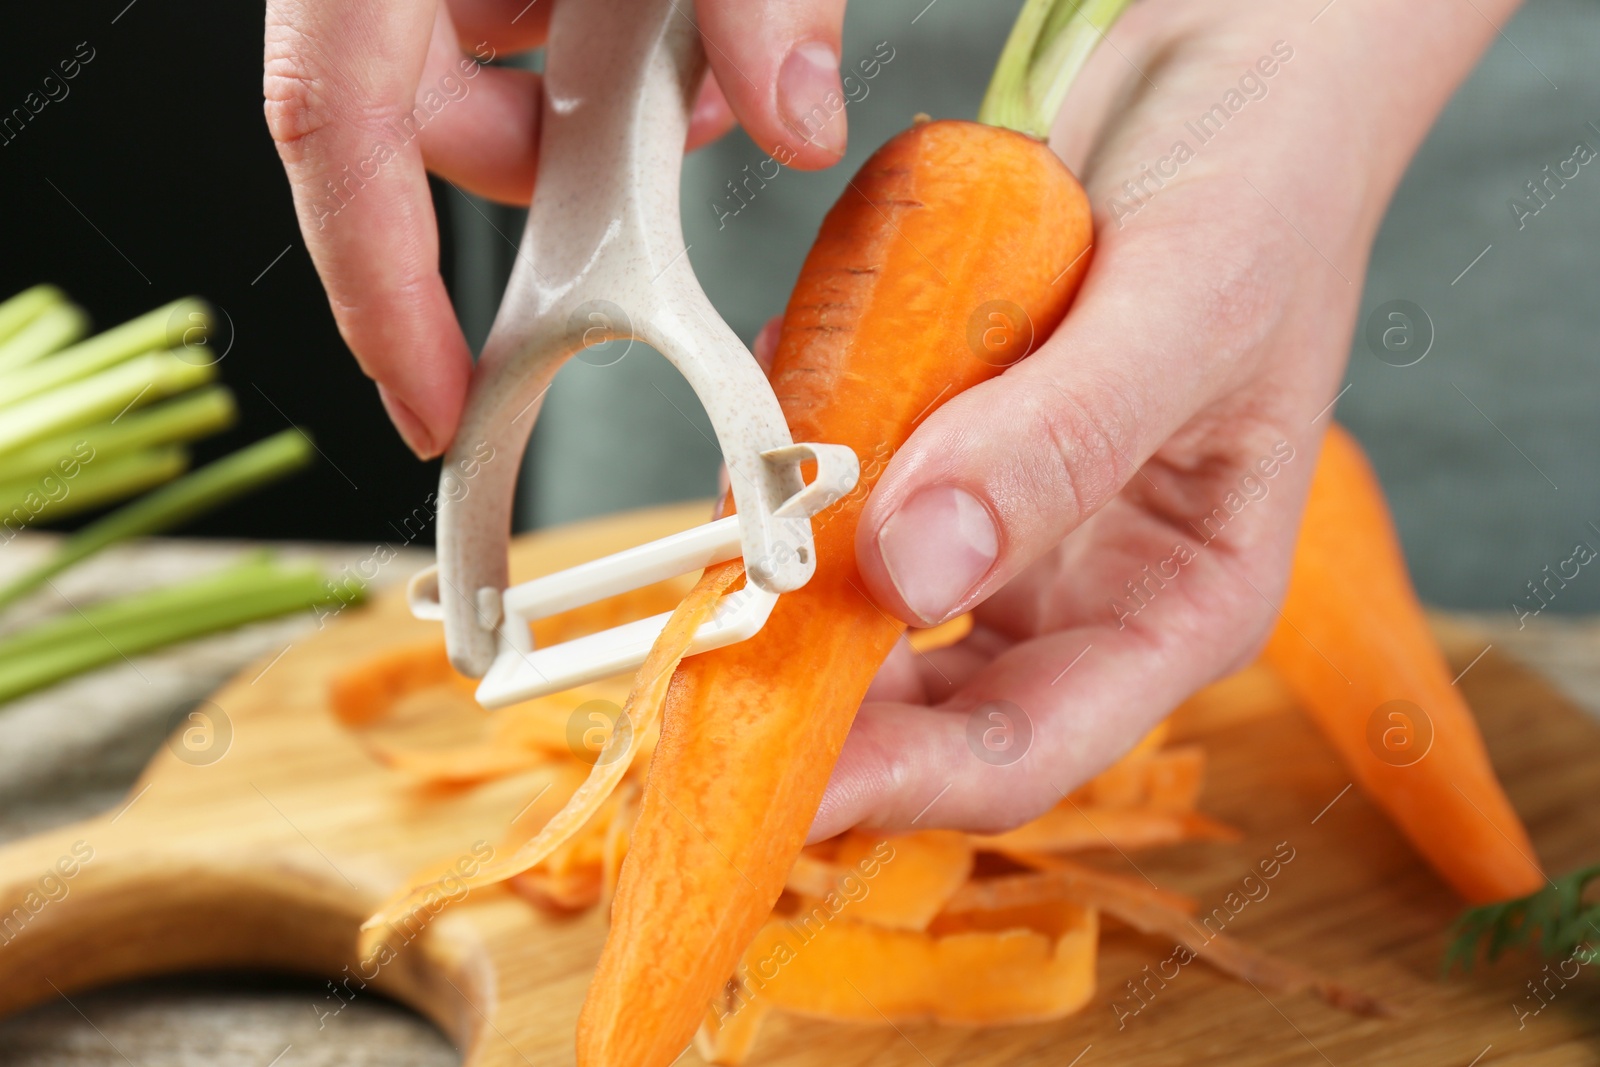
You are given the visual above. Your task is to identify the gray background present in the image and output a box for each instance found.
[452,0,1600,625]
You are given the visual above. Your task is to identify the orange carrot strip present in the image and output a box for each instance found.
[364,741,549,785]
[972,804,1240,853]
[511,865,603,912]
[327,639,457,726]
[988,851,1200,916]
[1167,660,1296,740]
[1264,425,1543,903]
[830,831,974,931]
[905,613,973,654]
[731,904,1098,1028]
[948,867,1388,1017]
[360,562,744,940]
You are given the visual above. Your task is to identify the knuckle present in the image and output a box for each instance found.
[262,28,332,155]
[263,24,411,161]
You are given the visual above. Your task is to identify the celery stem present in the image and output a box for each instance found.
[0,447,190,526]
[0,429,316,611]
[0,351,217,456]
[0,302,89,375]
[0,560,357,705]
[0,285,68,345]
[0,386,237,483]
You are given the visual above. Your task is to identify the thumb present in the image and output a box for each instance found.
[853,223,1293,625]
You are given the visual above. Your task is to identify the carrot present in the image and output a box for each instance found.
[575,118,1094,1066]
[1264,425,1543,904]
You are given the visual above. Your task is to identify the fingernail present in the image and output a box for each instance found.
[878,486,998,624]
[377,383,438,460]
[777,41,847,158]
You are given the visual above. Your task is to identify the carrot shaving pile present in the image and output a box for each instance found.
[327,577,1381,1058]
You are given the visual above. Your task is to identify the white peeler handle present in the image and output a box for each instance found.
[432,0,849,677]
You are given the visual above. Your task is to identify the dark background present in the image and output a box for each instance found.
[0,0,446,543]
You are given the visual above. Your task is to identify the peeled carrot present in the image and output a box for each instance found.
[1264,425,1543,903]
[575,120,1093,1067]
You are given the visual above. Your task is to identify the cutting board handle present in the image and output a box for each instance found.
[0,812,545,1065]
[0,813,362,1016]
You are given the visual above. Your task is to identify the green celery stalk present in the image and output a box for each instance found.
[0,302,90,374]
[0,446,189,526]
[0,554,279,660]
[0,351,216,456]
[0,561,357,705]
[0,429,316,611]
[0,387,236,483]
[0,296,209,411]
[0,285,67,344]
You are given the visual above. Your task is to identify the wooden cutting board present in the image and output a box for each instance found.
[0,501,1596,1067]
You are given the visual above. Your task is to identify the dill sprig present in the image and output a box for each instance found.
[1445,863,1600,974]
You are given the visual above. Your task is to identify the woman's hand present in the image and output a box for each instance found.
[263,0,852,458]
[809,0,1523,839]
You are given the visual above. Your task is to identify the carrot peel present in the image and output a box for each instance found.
[358,561,744,945]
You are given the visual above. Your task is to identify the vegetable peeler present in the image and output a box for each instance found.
[406,0,858,708]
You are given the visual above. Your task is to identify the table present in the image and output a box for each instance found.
[0,535,1594,1066]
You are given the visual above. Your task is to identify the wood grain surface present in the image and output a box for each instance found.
[0,502,1596,1067]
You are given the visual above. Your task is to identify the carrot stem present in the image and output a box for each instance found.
[978,0,1133,138]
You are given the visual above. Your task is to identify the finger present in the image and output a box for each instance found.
[264,0,471,459]
[810,627,1163,840]
[862,639,924,704]
[416,9,542,204]
[687,72,739,152]
[810,533,1286,840]
[445,0,551,55]
[854,188,1335,624]
[861,625,1009,719]
[694,0,851,168]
